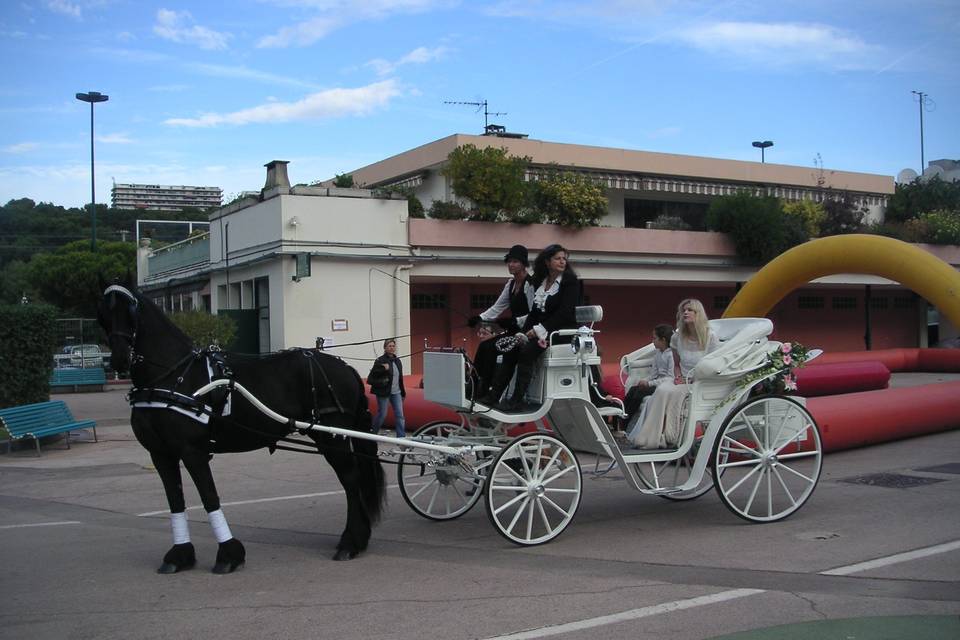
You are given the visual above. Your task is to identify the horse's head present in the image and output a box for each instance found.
[97,278,141,374]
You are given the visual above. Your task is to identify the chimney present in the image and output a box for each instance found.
[263,160,291,197]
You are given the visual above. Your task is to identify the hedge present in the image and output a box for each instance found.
[0,303,58,409]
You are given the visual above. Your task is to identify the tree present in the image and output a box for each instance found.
[332,173,355,188]
[169,311,237,348]
[527,171,607,228]
[27,240,136,316]
[442,144,530,220]
[886,176,960,224]
[782,200,826,237]
[705,192,808,265]
[819,190,867,236]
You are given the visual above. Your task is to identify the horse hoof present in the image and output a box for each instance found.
[212,560,244,574]
[212,538,246,574]
[333,548,359,561]
[158,543,196,574]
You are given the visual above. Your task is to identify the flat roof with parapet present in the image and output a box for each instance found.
[344,133,894,196]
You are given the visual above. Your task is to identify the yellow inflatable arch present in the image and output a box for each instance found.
[722,234,960,329]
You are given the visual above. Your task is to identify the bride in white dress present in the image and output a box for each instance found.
[627,299,719,449]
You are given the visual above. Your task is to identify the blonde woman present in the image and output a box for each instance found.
[627,299,719,449]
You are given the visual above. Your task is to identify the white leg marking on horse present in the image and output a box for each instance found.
[207,509,233,543]
[171,511,190,544]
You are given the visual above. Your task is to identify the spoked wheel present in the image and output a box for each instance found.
[485,432,581,546]
[397,422,486,521]
[712,396,822,522]
[635,429,716,501]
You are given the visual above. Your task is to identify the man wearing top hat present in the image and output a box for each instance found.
[468,245,534,403]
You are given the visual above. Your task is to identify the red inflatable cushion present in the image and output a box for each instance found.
[796,361,890,397]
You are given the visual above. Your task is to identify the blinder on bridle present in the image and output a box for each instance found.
[103,284,141,347]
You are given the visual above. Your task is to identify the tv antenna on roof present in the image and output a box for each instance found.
[444,99,506,133]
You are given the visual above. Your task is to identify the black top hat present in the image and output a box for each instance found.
[503,244,529,266]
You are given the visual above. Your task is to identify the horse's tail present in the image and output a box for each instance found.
[352,370,387,523]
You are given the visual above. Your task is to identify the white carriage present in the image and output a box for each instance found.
[200,305,823,547]
[401,305,824,545]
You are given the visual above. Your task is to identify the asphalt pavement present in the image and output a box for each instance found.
[1,379,958,640]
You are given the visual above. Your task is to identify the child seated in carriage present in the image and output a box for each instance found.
[626,299,719,449]
[623,323,676,417]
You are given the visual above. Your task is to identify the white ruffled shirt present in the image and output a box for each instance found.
[530,274,562,340]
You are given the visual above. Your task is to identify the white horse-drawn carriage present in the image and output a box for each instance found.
[397,305,823,545]
[204,305,823,547]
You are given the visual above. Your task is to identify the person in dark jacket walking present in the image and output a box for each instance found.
[367,338,407,437]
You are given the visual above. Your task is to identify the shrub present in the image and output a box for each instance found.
[782,200,826,237]
[168,311,237,349]
[427,200,468,220]
[886,176,960,224]
[503,207,545,225]
[819,190,866,236]
[332,173,355,188]
[919,209,960,245]
[0,303,58,408]
[530,171,607,228]
[442,144,530,219]
[705,192,808,265]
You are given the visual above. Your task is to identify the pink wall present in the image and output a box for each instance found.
[408,282,922,373]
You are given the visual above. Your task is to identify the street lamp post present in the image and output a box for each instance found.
[752,140,773,163]
[75,91,109,252]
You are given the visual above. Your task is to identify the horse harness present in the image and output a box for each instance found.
[105,285,351,450]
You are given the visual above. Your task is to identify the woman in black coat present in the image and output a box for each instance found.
[367,338,406,436]
[498,244,581,411]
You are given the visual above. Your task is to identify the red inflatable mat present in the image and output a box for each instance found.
[796,360,890,397]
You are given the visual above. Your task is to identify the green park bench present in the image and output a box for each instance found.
[50,367,106,392]
[0,400,97,456]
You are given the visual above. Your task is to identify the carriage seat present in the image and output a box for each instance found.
[620,318,775,425]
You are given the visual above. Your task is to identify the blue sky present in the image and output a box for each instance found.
[1,0,958,208]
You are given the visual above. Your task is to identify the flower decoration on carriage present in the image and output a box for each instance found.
[763,341,809,394]
[724,341,810,403]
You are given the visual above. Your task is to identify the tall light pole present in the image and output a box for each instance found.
[752,140,773,163]
[911,90,927,172]
[75,91,109,252]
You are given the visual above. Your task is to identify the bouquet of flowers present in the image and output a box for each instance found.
[762,341,809,394]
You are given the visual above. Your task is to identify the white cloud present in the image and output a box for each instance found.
[46,0,81,19]
[117,30,135,43]
[674,21,875,69]
[3,142,39,154]
[96,133,135,144]
[257,16,342,48]
[164,79,402,127]
[257,0,455,48]
[185,62,322,89]
[365,45,449,75]
[153,8,231,50]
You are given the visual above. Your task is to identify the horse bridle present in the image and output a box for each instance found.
[103,284,141,360]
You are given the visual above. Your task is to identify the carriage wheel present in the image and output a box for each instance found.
[635,429,716,501]
[712,396,822,523]
[485,432,581,546]
[397,422,485,521]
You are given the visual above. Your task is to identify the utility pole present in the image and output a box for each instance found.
[911,90,927,172]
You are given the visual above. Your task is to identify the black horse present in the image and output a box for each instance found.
[97,280,386,573]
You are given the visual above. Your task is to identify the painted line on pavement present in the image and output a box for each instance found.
[0,521,82,530]
[481,539,960,638]
[481,589,765,640]
[820,539,960,576]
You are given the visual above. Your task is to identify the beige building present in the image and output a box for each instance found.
[136,136,960,375]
